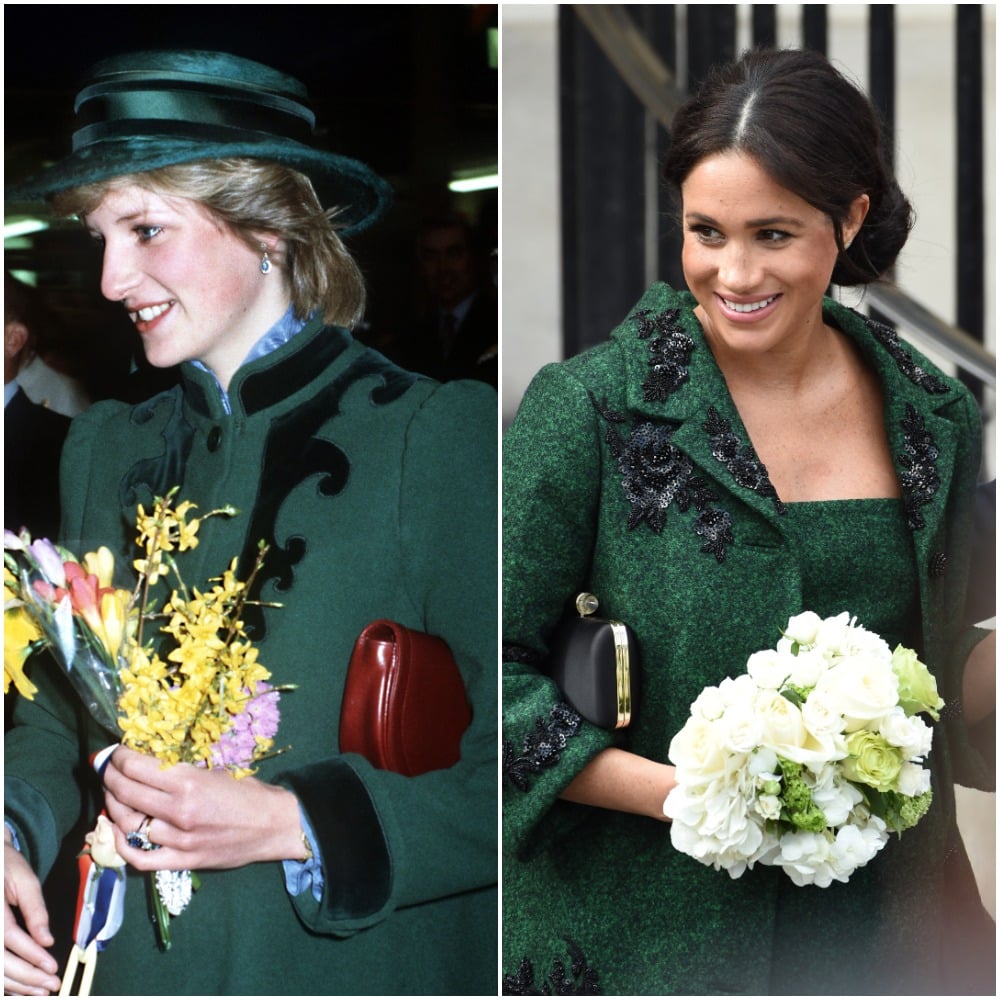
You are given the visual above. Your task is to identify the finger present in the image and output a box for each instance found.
[4,925,61,995]
[5,873,54,951]
[102,761,172,823]
[3,955,62,996]
[110,745,175,788]
[111,819,184,871]
[102,791,149,849]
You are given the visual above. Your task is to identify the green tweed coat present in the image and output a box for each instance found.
[6,319,498,995]
[502,283,994,995]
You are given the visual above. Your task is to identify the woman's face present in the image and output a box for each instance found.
[680,151,867,361]
[85,184,288,389]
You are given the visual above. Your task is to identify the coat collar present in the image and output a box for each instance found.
[608,282,968,537]
[180,314,354,421]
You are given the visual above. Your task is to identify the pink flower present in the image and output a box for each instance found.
[206,683,281,771]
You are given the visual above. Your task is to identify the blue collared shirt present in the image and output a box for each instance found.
[193,305,310,414]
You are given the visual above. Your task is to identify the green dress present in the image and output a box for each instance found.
[501,284,994,995]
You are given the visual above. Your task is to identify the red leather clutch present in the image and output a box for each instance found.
[339,620,472,776]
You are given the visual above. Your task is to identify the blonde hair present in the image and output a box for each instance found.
[52,159,366,328]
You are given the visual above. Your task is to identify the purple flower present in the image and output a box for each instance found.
[29,538,66,586]
[207,683,281,771]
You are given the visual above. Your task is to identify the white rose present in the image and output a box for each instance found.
[719,701,763,754]
[786,648,828,689]
[668,716,731,782]
[800,693,849,758]
[690,685,726,721]
[812,612,855,658]
[781,610,823,648]
[811,655,899,732]
[755,690,829,765]
[879,709,933,760]
[746,649,792,690]
[716,672,759,708]
[896,762,932,797]
[843,623,893,662]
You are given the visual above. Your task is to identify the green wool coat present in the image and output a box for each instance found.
[6,319,498,995]
[502,283,994,996]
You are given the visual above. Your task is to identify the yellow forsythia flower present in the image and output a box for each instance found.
[4,568,41,699]
[4,604,41,699]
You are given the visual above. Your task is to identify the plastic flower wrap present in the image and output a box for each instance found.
[664,611,943,887]
[4,489,286,951]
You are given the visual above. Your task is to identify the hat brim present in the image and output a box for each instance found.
[5,135,393,237]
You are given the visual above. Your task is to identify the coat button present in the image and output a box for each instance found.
[929,551,947,578]
[207,426,222,452]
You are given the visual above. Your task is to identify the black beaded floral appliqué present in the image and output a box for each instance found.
[593,396,733,562]
[503,940,602,995]
[503,703,583,792]
[898,404,940,529]
[864,315,950,395]
[632,307,695,402]
[703,406,785,516]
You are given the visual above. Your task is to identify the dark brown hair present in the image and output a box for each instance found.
[662,47,914,286]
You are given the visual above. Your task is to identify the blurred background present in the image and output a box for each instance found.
[502,2,994,919]
[4,4,498,402]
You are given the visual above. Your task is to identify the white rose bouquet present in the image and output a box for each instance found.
[664,611,944,887]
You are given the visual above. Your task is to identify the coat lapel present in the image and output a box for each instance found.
[614,283,788,527]
[610,283,972,564]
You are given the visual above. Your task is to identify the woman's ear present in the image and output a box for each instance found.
[844,192,870,246]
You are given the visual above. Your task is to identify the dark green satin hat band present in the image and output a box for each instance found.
[73,79,317,150]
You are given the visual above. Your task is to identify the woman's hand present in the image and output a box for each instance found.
[4,834,61,996]
[559,747,677,822]
[102,745,307,872]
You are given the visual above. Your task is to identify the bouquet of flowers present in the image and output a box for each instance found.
[664,611,944,887]
[4,488,285,956]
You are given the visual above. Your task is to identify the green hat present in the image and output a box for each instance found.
[5,49,392,236]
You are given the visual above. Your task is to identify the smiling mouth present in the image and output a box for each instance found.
[720,295,778,313]
[129,301,173,325]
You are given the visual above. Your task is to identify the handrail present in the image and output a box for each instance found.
[573,4,997,390]
[572,5,684,128]
[865,283,996,388]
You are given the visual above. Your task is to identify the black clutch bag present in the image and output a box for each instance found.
[548,593,638,729]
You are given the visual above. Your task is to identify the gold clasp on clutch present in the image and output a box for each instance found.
[572,592,632,728]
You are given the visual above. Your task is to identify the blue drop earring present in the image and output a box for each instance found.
[260,245,272,275]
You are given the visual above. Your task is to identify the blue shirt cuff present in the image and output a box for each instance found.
[5,821,21,851]
[281,806,324,902]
